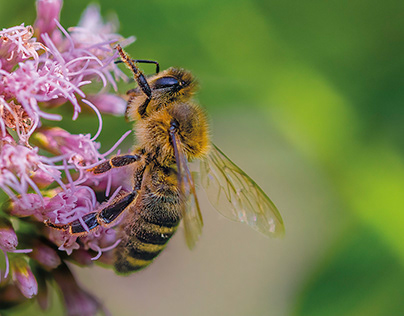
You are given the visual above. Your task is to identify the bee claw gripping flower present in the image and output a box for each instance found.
[0,1,134,314]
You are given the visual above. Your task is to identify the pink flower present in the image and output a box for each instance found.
[0,24,44,72]
[0,143,61,203]
[0,0,135,312]
[45,186,96,225]
[2,51,91,124]
[34,127,103,167]
[69,4,135,86]
[0,98,33,141]
[47,229,80,256]
[81,226,121,261]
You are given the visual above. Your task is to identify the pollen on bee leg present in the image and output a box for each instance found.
[88,161,112,174]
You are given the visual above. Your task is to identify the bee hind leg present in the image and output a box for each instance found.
[44,190,138,235]
[97,190,138,227]
[44,212,100,236]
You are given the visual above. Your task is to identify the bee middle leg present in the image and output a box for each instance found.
[89,154,141,175]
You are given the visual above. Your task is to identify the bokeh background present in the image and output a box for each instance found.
[1,0,404,315]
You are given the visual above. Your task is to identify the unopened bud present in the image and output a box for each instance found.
[87,94,126,116]
[53,263,101,316]
[28,240,61,270]
[0,217,18,251]
[11,258,38,299]
[34,0,63,36]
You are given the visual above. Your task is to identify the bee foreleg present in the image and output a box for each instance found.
[89,154,141,174]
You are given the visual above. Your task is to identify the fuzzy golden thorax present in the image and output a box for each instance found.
[136,101,210,167]
[126,67,197,122]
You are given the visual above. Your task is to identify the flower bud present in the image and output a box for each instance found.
[30,127,63,155]
[0,217,18,251]
[31,168,61,188]
[6,194,44,218]
[53,263,101,316]
[28,240,61,270]
[68,249,94,267]
[34,0,63,36]
[86,94,126,116]
[11,258,38,299]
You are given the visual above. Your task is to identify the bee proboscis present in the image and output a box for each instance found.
[47,45,284,273]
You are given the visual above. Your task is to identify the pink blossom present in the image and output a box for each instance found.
[2,52,89,124]
[34,127,103,167]
[45,186,96,225]
[81,226,120,261]
[69,4,135,86]
[0,0,135,312]
[0,143,61,202]
[0,24,44,72]
[48,229,80,256]
[0,98,34,141]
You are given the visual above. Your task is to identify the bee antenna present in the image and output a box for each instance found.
[115,45,152,117]
[114,59,160,74]
[132,59,160,74]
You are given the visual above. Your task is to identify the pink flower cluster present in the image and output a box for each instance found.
[0,1,133,314]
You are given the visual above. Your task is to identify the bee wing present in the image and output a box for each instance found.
[171,131,203,249]
[200,144,284,237]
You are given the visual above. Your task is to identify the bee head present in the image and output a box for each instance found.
[149,67,197,104]
[125,67,197,121]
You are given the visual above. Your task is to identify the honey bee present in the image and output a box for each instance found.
[47,45,284,273]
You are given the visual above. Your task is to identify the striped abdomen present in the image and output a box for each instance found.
[114,167,182,273]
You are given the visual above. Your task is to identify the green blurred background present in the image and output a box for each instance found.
[1,0,404,315]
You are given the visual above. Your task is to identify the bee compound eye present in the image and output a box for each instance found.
[154,76,179,89]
